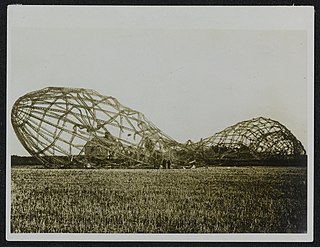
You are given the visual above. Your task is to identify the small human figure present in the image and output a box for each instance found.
[166,159,171,169]
[161,159,167,169]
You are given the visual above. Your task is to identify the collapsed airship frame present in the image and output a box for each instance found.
[187,117,306,163]
[11,87,306,168]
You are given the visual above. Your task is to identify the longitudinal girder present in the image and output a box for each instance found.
[11,87,306,168]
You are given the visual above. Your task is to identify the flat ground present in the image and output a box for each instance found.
[10,166,307,233]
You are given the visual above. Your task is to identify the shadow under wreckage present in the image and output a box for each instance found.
[11,87,307,168]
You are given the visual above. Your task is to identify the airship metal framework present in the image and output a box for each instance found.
[11,87,306,168]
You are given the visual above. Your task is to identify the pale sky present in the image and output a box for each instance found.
[7,6,313,156]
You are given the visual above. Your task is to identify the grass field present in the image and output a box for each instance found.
[11,166,307,233]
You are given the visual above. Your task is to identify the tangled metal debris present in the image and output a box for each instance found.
[11,87,306,168]
[194,117,306,162]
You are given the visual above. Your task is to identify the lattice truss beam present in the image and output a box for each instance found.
[11,87,306,168]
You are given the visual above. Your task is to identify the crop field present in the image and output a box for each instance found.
[11,166,307,233]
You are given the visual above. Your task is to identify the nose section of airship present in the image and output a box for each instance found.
[11,96,33,128]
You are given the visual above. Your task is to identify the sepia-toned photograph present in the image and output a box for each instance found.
[6,5,314,242]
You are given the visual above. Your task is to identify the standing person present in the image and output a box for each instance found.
[161,159,167,169]
[167,159,171,169]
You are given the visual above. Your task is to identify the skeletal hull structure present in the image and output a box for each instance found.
[11,87,177,168]
[11,87,306,168]
[200,117,306,161]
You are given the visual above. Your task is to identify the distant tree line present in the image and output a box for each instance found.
[11,154,307,168]
[11,155,42,165]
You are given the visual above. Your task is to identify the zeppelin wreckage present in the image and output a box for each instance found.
[11,87,306,168]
